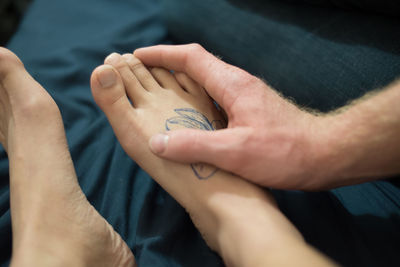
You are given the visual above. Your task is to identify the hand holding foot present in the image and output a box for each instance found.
[132,44,336,190]
[135,44,400,190]
[0,48,135,267]
[91,53,337,267]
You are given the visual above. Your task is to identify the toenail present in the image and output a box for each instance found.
[122,54,136,64]
[98,67,117,88]
[149,134,169,154]
[105,53,121,64]
[122,54,134,60]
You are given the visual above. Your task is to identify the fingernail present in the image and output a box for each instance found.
[98,67,117,88]
[149,134,169,154]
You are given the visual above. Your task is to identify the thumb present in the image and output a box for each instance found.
[149,128,248,169]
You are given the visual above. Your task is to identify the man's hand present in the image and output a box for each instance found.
[134,44,330,190]
[134,44,400,190]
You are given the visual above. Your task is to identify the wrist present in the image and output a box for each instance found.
[310,112,358,189]
[311,84,400,189]
[312,110,386,189]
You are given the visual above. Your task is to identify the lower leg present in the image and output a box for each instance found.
[0,48,135,267]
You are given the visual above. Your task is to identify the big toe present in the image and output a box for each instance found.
[91,64,134,113]
[0,47,57,115]
[0,47,24,77]
[91,64,136,141]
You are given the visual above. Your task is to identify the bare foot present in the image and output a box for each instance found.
[91,53,304,266]
[0,48,135,267]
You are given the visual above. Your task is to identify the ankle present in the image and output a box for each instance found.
[206,188,303,267]
[11,241,87,267]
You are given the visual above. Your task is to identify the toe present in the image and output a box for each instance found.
[0,48,23,78]
[150,67,182,91]
[105,53,149,106]
[0,48,26,88]
[91,65,136,134]
[122,54,160,91]
[0,47,58,119]
[174,72,204,96]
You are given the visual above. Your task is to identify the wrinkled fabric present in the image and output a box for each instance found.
[227,0,400,16]
[0,0,32,45]
[0,0,223,266]
[1,0,400,267]
[165,0,400,112]
[282,0,400,16]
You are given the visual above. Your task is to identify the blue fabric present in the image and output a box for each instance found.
[1,0,400,267]
[0,0,223,266]
[164,0,400,112]
[282,0,400,16]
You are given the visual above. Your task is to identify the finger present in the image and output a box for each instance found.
[149,127,251,172]
[134,44,259,110]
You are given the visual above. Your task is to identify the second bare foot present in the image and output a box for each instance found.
[0,48,135,267]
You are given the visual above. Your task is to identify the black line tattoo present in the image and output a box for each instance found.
[166,108,222,180]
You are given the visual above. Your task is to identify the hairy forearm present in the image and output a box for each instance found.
[317,81,400,187]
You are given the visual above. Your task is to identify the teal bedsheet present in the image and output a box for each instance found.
[1,0,400,266]
[0,0,223,266]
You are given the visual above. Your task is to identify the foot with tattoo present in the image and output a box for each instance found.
[91,53,308,266]
[0,48,135,267]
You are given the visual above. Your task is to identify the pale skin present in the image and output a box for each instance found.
[0,46,335,266]
[90,52,337,266]
[0,47,136,267]
[133,44,400,190]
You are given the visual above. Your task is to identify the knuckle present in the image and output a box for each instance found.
[183,131,207,161]
[187,43,204,53]
[183,44,206,66]
[236,69,259,87]
[190,132,202,152]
